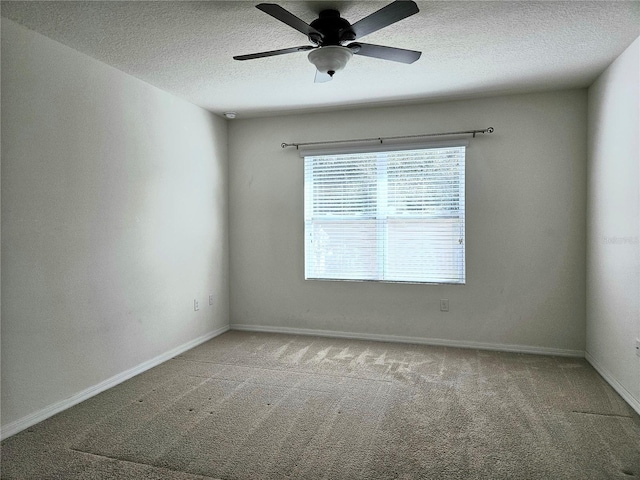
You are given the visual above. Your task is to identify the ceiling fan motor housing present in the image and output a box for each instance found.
[309,10,356,46]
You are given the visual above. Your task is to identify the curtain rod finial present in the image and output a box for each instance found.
[487,127,494,133]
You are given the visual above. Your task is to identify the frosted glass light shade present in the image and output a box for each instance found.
[308,46,353,76]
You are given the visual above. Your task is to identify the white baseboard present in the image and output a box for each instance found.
[230,324,584,358]
[585,351,640,416]
[0,324,230,441]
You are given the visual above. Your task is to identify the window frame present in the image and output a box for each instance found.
[302,139,467,285]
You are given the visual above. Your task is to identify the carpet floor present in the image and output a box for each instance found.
[1,330,639,479]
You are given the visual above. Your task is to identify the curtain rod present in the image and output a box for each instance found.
[281,126,494,149]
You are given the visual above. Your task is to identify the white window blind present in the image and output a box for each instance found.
[304,145,466,284]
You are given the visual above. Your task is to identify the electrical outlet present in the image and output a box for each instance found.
[209,294,214,306]
[635,338,640,358]
[440,299,449,312]
[194,299,199,311]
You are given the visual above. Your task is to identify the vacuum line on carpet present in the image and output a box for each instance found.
[67,448,221,479]
[173,359,394,383]
[570,410,633,418]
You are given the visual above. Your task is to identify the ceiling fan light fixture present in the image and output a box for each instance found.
[308,46,353,77]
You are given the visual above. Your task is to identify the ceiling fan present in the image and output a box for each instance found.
[233,1,422,83]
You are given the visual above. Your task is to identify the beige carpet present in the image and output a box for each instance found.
[2,331,639,479]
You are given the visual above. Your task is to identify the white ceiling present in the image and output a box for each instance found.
[2,1,640,117]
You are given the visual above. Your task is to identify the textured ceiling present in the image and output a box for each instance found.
[2,1,640,117]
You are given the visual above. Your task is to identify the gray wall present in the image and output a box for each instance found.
[1,19,229,428]
[586,36,640,410]
[229,90,587,354]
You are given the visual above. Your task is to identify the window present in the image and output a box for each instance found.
[304,143,466,284]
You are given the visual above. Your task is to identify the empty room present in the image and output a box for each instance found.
[1,1,639,479]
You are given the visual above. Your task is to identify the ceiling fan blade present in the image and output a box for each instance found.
[256,3,323,39]
[234,45,314,61]
[351,1,419,40]
[350,42,421,64]
[314,70,333,83]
